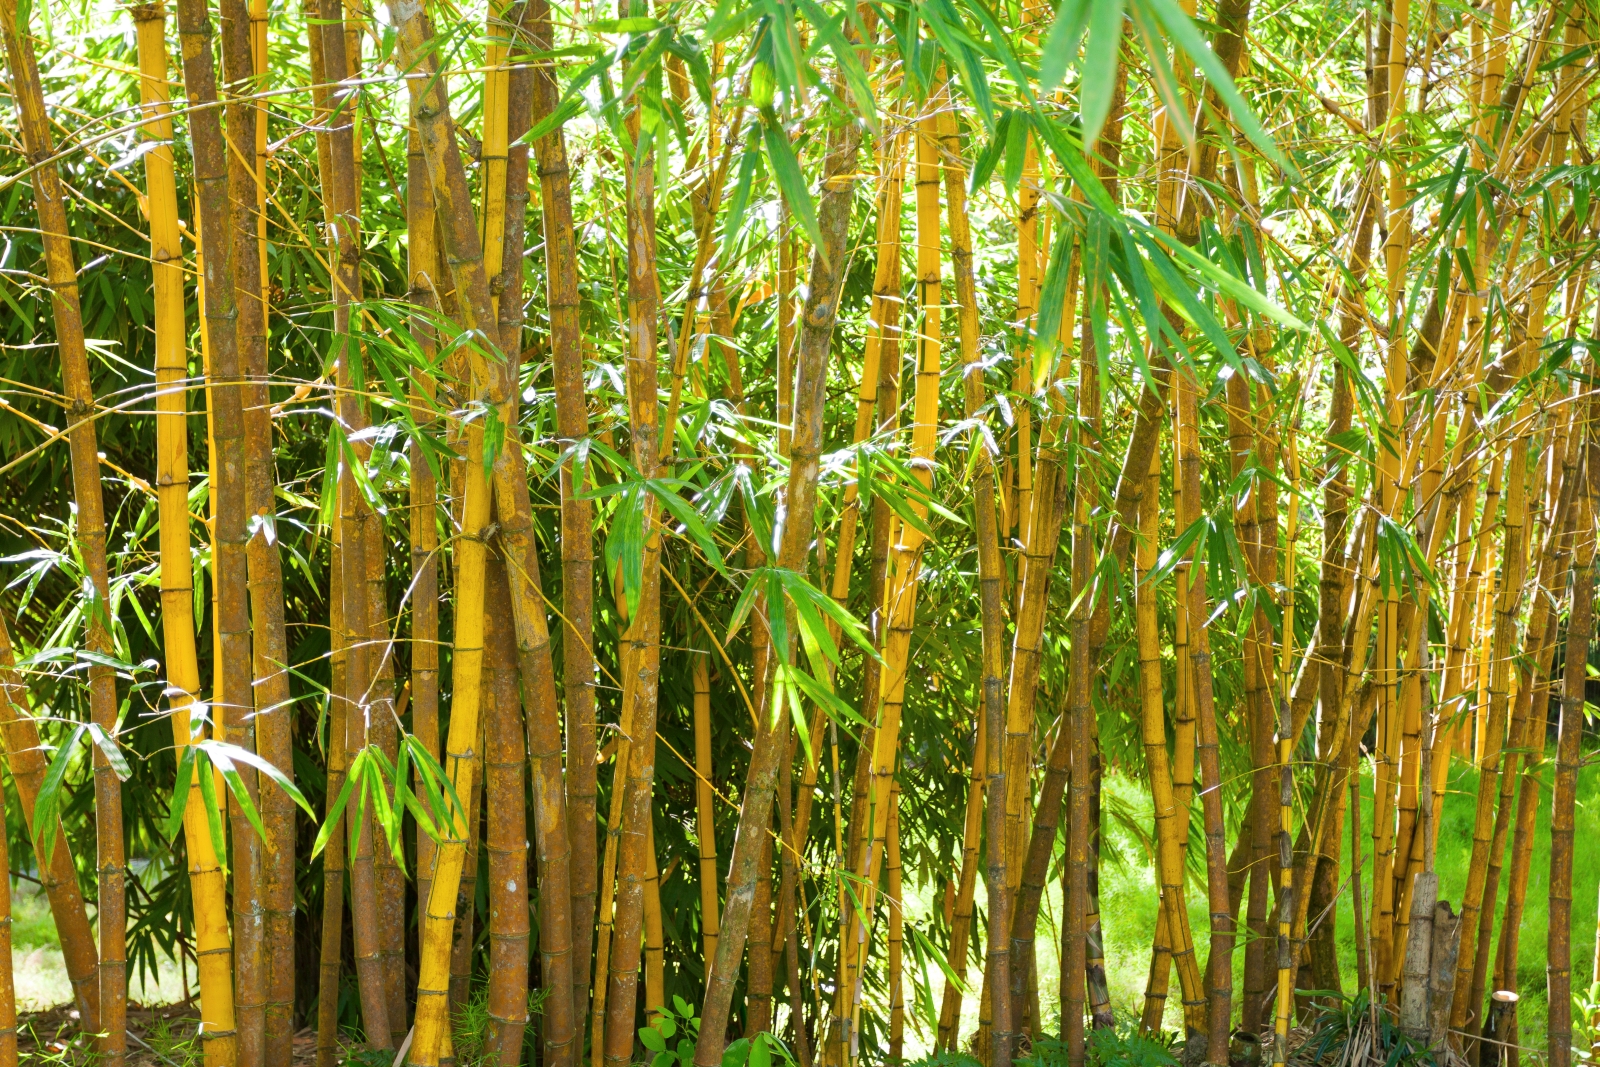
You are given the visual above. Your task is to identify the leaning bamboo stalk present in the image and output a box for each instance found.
[0,0,124,1055]
[386,0,504,1059]
[888,783,905,1062]
[0,613,99,1026]
[693,99,866,1067]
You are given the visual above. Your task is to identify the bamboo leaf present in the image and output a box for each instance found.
[761,112,825,262]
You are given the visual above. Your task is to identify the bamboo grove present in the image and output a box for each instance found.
[5,0,1600,1065]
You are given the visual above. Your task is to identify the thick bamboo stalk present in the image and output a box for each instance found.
[386,1,503,1059]
[166,0,260,1057]
[934,97,1007,1052]
[524,0,597,1024]
[407,118,442,947]
[483,551,530,1066]
[216,0,271,1056]
[693,103,865,1067]
[600,0,666,1051]
[310,0,388,1042]
[0,0,124,1053]
[842,100,944,1060]
[124,10,240,1067]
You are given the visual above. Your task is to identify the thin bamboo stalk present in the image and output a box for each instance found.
[841,99,943,1062]
[694,651,719,971]
[1179,361,1235,1067]
[693,99,865,1067]
[407,117,442,951]
[1552,400,1597,1067]
[0,758,13,1067]
[888,783,904,1062]
[0,1,124,1055]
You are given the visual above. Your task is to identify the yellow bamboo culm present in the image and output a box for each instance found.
[134,8,238,1066]
[693,652,719,970]
[843,97,944,1064]
[1273,430,1300,1063]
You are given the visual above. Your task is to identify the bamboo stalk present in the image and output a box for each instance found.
[693,97,865,1067]
[842,98,943,1062]
[600,0,667,1049]
[1178,360,1235,1067]
[0,756,13,1067]
[934,96,1007,1053]
[694,651,720,972]
[524,0,597,1026]
[1551,398,1596,1067]
[386,0,504,1058]
[217,0,272,1055]
[310,0,389,1042]
[483,550,530,1066]
[0,0,124,1054]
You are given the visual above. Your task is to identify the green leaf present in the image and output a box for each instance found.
[640,1027,667,1054]
[85,723,132,782]
[1136,0,1289,174]
[34,723,85,867]
[165,744,195,843]
[206,742,268,844]
[761,113,824,263]
[1078,0,1127,149]
[1040,0,1090,94]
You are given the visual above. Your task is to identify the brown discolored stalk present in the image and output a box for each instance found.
[312,0,388,1042]
[1549,430,1594,1067]
[0,0,124,1053]
[217,0,272,1055]
[694,106,865,1067]
[0,615,99,1028]
[599,0,667,1053]
[483,549,530,1065]
[524,0,597,1023]
[316,522,348,1067]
